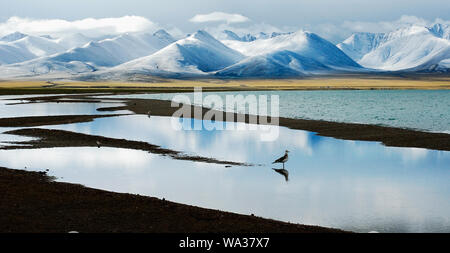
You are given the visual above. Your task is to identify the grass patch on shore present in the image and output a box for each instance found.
[0,76,449,95]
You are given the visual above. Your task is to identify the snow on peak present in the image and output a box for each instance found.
[428,23,450,40]
[54,33,92,49]
[339,24,450,71]
[216,50,331,77]
[221,30,256,42]
[0,31,176,77]
[337,32,388,61]
[0,32,28,42]
[153,29,174,41]
[386,25,430,40]
[111,30,244,75]
[223,29,360,69]
[1,24,449,78]
[216,30,361,77]
[270,31,293,38]
[223,30,243,41]
[220,30,292,42]
[190,30,216,42]
[0,34,67,65]
[47,31,176,67]
[241,34,257,42]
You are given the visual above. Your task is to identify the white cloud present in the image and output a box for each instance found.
[0,16,159,37]
[340,15,430,33]
[189,12,250,24]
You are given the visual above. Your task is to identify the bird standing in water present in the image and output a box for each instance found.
[272,150,289,169]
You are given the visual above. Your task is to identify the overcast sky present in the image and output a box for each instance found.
[1,0,449,42]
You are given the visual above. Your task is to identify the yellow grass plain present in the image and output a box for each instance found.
[0,76,449,92]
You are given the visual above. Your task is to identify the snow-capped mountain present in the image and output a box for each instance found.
[0,32,28,42]
[217,30,361,77]
[111,30,244,76]
[219,30,293,43]
[0,34,67,65]
[54,33,92,50]
[338,24,450,71]
[216,50,331,77]
[248,32,293,40]
[428,24,450,40]
[0,30,176,77]
[1,24,449,79]
[220,30,256,42]
[337,33,388,61]
[0,32,95,66]
[49,30,176,67]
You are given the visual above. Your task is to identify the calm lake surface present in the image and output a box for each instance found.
[97,90,450,133]
[0,99,127,118]
[0,95,130,145]
[0,95,449,233]
[1,114,448,233]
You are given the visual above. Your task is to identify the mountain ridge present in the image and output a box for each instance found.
[0,24,449,79]
[338,24,450,71]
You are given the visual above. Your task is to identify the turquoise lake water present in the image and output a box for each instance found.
[97,90,450,133]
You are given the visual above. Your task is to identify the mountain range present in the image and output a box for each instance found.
[337,24,450,71]
[110,30,244,77]
[0,23,449,80]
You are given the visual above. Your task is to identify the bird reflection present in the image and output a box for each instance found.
[272,168,289,182]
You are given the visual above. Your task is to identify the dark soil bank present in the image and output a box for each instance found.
[0,167,345,233]
[3,128,247,166]
[0,114,123,127]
